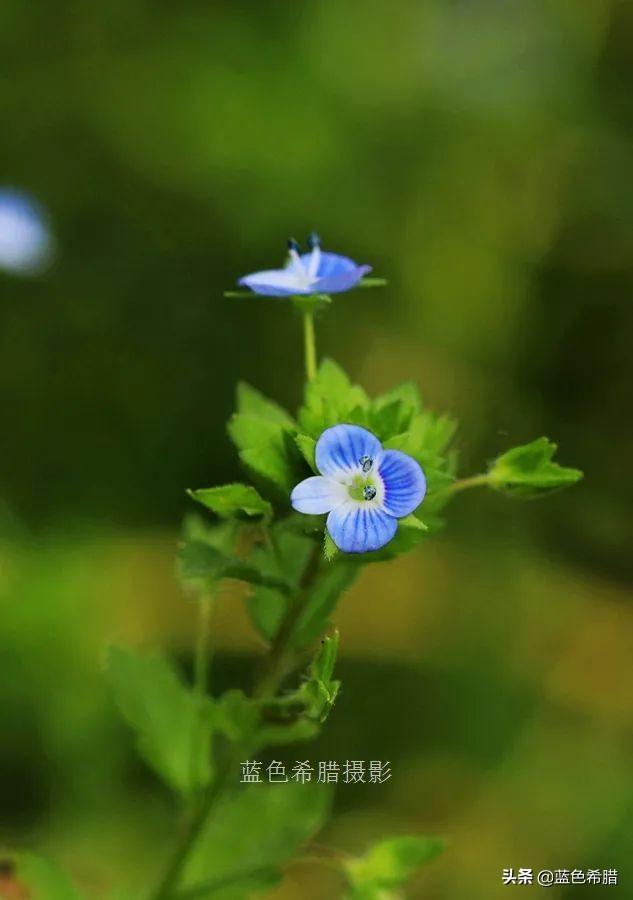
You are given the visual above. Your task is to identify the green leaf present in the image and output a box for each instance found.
[236,382,295,428]
[16,854,82,900]
[107,647,212,795]
[182,782,332,891]
[294,433,317,472]
[228,413,297,493]
[345,836,445,893]
[488,437,583,498]
[188,484,272,520]
[398,514,428,531]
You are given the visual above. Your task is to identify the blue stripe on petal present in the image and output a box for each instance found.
[290,476,347,514]
[315,425,382,479]
[378,450,426,517]
[327,503,397,553]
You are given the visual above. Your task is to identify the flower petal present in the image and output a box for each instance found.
[327,502,397,553]
[315,424,382,480]
[238,268,306,297]
[378,450,426,518]
[290,476,348,514]
[0,189,52,275]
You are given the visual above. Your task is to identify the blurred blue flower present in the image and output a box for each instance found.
[291,424,426,553]
[238,233,371,296]
[0,188,52,276]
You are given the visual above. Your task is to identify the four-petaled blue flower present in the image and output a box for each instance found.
[0,188,52,276]
[238,233,371,297]
[291,424,426,553]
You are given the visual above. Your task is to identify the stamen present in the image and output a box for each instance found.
[287,237,301,253]
[359,455,373,473]
[363,485,377,501]
[307,232,321,250]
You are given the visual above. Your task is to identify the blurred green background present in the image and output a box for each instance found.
[1,1,632,897]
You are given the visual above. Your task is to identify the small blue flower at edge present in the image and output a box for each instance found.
[238,233,371,297]
[291,424,426,553]
[0,188,52,276]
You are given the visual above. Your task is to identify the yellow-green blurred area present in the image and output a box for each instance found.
[1,1,632,898]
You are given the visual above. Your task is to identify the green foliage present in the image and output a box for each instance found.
[344,836,445,898]
[213,688,319,750]
[227,413,297,494]
[181,782,332,894]
[298,358,370,437]
[236,382,295,429]
[488,437,583,498]
[294,432,317,472]
[179,539,291,595]
[246,528,314,640]
[107,647,213,796]
[188,483,272,520]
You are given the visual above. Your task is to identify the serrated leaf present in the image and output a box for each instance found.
[182,783,332,891]
[228,413,297,492]
[488,437,583,498]
[188,484,272,520]
[345,836,445,892]
[16,854,82,900]
[107,647,213,795]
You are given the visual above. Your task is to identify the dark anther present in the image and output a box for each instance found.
[287,237,300,253]
[307,231,321,250]
[359,455,373,473]
[363,485,377,501]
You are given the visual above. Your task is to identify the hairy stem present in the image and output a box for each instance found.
[303,309,317,382]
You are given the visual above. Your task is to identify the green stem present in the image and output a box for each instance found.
[445,473,490,495]
[426,473,490,512]
[303,309,317,382]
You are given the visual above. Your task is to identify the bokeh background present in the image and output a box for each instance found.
[1,1,632,897]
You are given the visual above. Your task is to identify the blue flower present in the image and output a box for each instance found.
[291,424,426,553]
[238,233,371,297]
[0,188,52,276]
